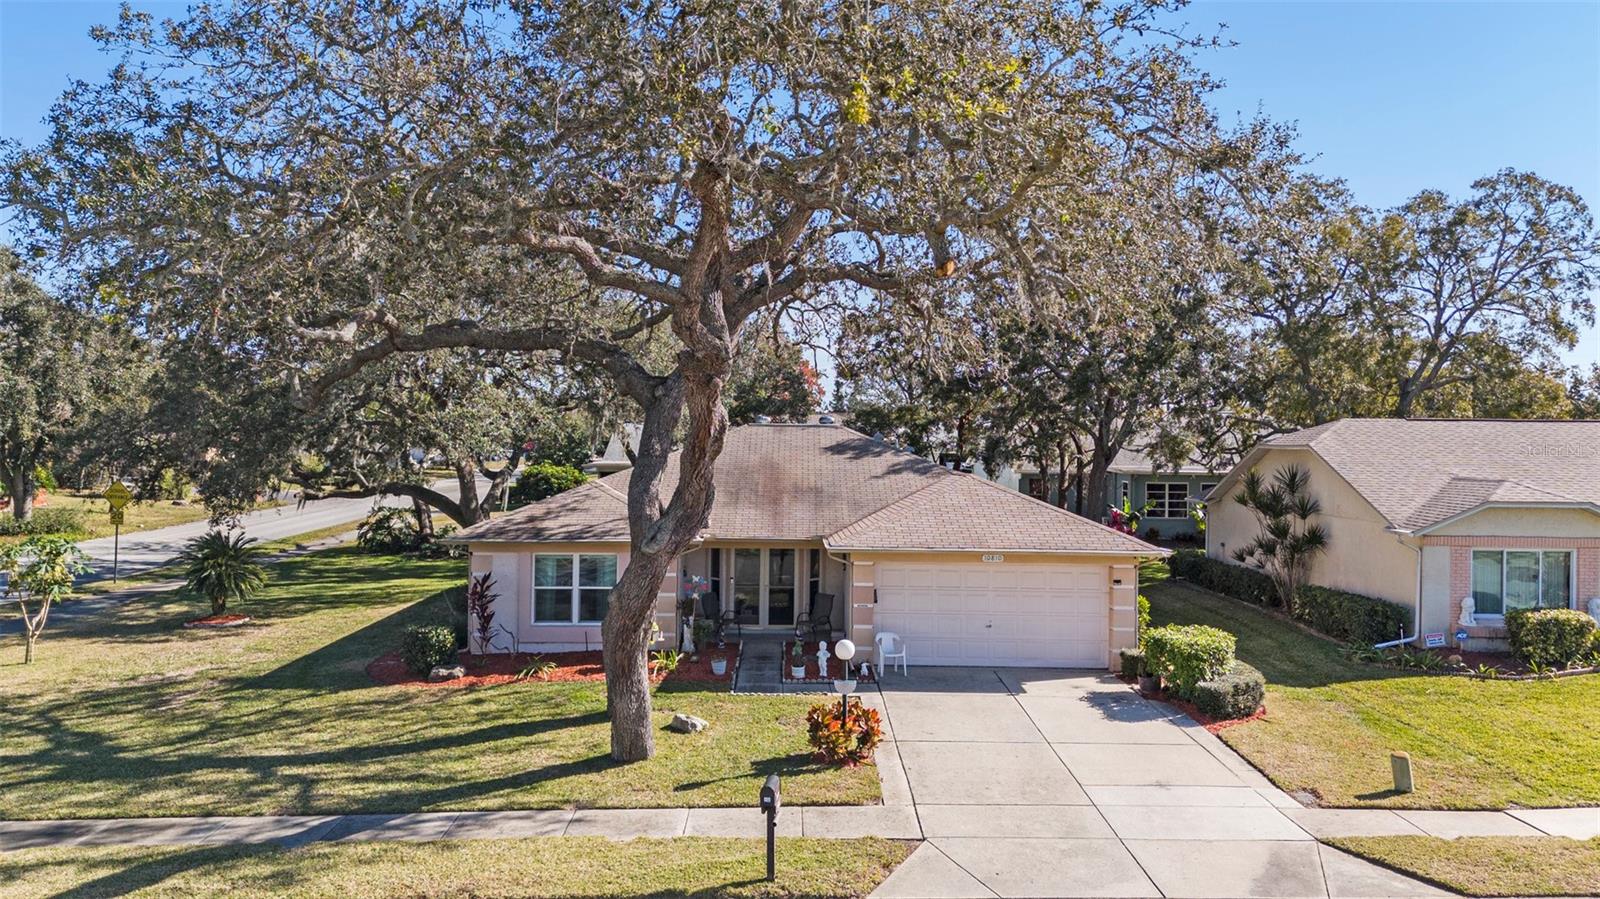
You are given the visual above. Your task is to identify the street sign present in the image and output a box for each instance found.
[103,482,133,510]
[108,508,126,526]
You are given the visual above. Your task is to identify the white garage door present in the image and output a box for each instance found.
[874,562,1109,668]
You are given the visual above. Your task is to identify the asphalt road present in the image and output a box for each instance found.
[1,480,487,639]
[76,479,491,582]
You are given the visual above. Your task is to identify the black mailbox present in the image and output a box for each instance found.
[760,773,781,881]
[760,774,781,813]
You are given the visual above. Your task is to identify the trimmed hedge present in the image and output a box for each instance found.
[1506,608,1597,669]
[1192,660,1266,721]
[1119,648,1146,680]
[1168,549,1411,646]
[401,624,458,674]
[1297,585,1411,645]
[1144,624,1236,699]
[1167,549,1276,606]
[1137,594,1150,644]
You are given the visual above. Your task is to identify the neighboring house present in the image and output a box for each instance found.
[1016,445,1226,540]
[453,422,1164,669]
[1205,418,1600,651]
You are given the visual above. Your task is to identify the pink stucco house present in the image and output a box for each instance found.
[451,422,1165,669]
[1205,418,1600,651]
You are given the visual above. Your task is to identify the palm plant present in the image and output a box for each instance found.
[177,530,269,616]
[1231,465,1329,616]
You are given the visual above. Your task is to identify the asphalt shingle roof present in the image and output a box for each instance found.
[455,423,1160,554]
[1256,418,1600,531]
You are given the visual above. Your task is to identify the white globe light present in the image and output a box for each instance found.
[835,639,856,661]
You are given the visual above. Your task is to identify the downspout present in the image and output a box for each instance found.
[1373,531,1423,649]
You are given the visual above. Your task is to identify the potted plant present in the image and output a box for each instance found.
[1137,658,1160,696]
[790,641,808,679]
[710,656,727,676]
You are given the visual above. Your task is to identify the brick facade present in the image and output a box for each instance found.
[1432,536,1600,647]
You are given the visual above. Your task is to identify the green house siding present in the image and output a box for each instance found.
[1014,471,1220,543]
[1126,473,1217,541]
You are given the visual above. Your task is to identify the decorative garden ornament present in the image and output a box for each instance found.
[1458,595,1475,628]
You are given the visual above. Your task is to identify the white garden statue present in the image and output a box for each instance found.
[1587,596,1600,625]
[1457,594,1475,628]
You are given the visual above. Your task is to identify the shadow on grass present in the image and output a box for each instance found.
[672,753,834,793]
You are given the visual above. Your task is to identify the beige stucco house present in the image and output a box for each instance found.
[452,422,1165,669]
[1205,419,1600,651]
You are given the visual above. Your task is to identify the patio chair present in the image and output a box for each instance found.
[875,631,907,675]
[700,590,740,643]
[794,592,835,642]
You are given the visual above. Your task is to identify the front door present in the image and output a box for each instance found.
[731,548,797,628]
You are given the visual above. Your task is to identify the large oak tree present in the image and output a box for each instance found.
[6,0,1234,760]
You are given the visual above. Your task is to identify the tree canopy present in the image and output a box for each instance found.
[4,0,1251,760]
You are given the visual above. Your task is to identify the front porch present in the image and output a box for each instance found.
[659,544,850,649]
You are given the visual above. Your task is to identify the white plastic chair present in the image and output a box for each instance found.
[875,631,908,675]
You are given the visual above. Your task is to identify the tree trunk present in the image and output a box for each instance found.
[603,336,733,761]
[5,465,36,522]
[1054,442,1068,508]
[412,497,435,540]
[1084,453,1113,524]
[1073,455,1086,516]
[24,632,35,664]
[454,458,484,525]
[212,595,226,616]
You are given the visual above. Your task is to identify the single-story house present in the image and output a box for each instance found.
[453,422,1164,669]
[1205,418,1600,651]
[1014,445,1227,540]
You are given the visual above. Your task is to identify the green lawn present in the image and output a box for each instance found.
[1327,836,1600,897]
[0,547,879,819]
[0,836,913,898]
[1145,575,1600,809]
[1,492,213,544]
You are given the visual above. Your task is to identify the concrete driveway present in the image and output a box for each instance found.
[869,668,1450,899]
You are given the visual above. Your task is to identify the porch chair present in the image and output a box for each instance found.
[875,631,908,676]
[795,592,835,642]
[700,590,740,643]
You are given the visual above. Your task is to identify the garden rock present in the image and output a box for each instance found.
[668,713,708,734]
[428,665,466,682]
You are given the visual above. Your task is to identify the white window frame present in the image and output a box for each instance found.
[1145,481,1190,519]
[532,552,618,624]
[1199,482,1219,502]
[1469,548,1575,620]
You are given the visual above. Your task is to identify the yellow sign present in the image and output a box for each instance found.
[103,482,133,511]
[109,508,126,526]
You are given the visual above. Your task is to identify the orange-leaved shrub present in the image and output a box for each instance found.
[806,698,883,765]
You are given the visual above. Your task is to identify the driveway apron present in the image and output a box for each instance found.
[869,667,1450,899]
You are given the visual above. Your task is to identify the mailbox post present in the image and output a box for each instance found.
[759,774,781,881]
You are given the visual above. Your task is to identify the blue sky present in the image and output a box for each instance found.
[2,0,1597,365]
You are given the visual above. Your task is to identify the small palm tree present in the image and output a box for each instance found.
[1232,465,1329,616]
[177,530,269,617]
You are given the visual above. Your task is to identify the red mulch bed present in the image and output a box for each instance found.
[780,640,876,683]
[182,614,252,629]
[367,645,739,689]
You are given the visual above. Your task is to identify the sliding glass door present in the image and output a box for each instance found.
[733,549,762,625]
[767,548,796,626]
[728,547,797,628]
